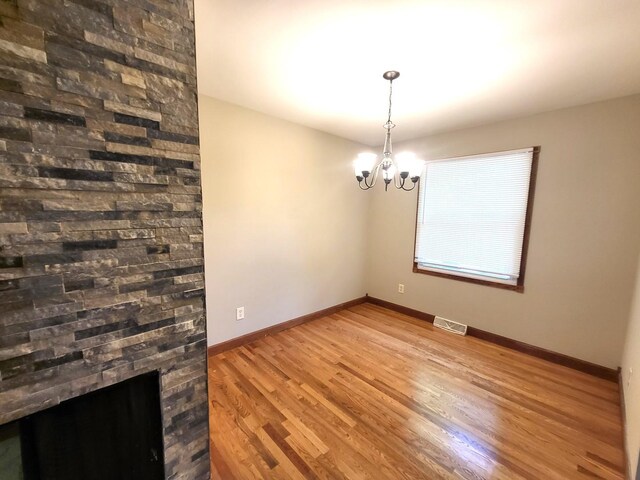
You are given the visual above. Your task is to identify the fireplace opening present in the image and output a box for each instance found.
[0,371,165,480]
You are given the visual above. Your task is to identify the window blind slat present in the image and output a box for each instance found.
[415,148,533,285]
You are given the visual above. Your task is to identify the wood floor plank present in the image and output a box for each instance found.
[209,304,625,479]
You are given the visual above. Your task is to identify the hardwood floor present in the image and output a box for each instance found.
[208,303,625,479]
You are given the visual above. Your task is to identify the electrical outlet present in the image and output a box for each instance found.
[236,307,245,320]
[398,283,405,294]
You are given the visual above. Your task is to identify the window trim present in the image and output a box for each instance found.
[412,146,540,293]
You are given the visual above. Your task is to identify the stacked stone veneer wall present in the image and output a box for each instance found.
[0,0,209,478]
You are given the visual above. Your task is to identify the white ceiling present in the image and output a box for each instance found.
[194,0,640,146]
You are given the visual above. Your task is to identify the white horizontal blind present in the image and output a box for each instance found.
[415,148,534,285]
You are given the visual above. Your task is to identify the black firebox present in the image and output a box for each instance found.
[0,372,164,480]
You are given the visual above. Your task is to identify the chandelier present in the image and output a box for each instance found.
[353,71,424,191]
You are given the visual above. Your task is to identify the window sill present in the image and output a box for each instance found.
[412,263,525,292]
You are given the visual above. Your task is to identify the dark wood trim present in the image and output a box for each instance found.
[207,297,368,356]
[366,296,436,323]
[619,367,631,479]
[516,146,540,290]
[365,295,619,383]
[412,264,524,291]
[412,146,541,293]
[464,324,618,382]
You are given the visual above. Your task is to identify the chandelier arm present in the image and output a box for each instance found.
[393,172,404,190]
[368,161,383,188]
[363,169,375,189]
[390,158,404,190]
[399,181,417,192]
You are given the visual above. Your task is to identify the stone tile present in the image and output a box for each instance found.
[24,106,86,126]
[0,38,47,63]
[103,100,161,121]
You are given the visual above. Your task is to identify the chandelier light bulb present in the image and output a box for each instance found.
[396,152,417,176]
[409,160,425,179]
[353,152,377,178]
[397,152,425,180]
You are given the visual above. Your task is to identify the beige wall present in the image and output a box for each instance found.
[366,95,640,368]
[200,93,640,368]
[199,96,369,345]
[622,254,640,478]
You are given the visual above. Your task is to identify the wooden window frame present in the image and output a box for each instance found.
[412,146,540,293]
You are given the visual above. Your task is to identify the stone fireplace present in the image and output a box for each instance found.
[0,0,209,478]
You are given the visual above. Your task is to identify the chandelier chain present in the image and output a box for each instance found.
[387,79,393,124]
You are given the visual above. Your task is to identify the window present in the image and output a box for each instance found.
[414,147,539,291]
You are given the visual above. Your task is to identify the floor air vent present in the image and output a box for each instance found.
[433,316,468,336]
